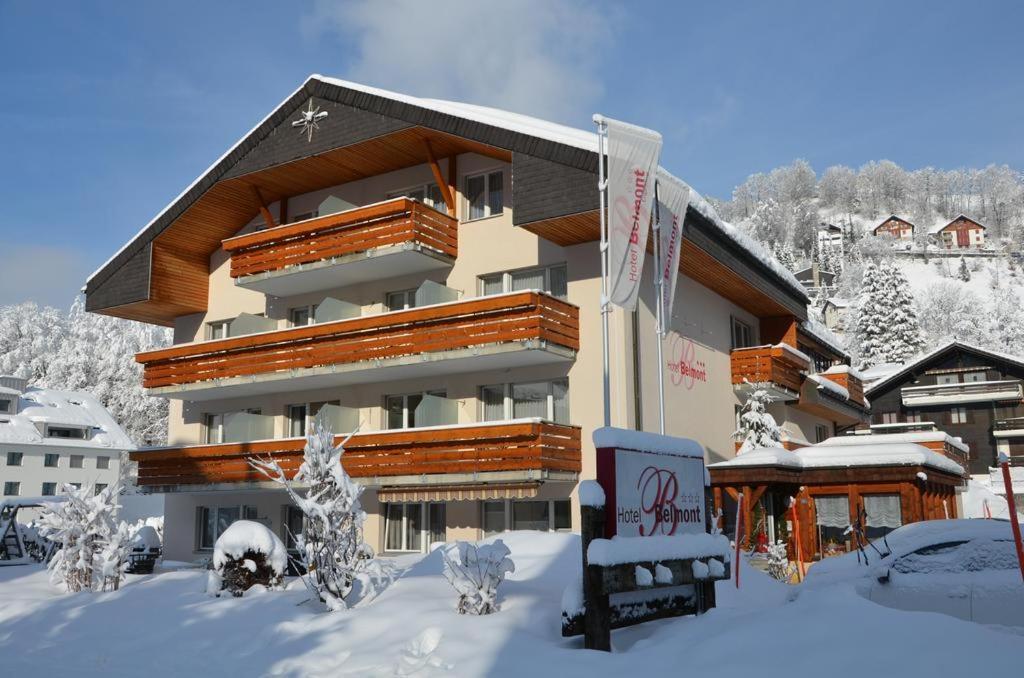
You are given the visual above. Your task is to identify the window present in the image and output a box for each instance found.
[814,424,830,443]
[479,379,570,424]
[950,407,968,425]
[880,412,899,425]
[385,391,446,430]
[70,455,84,469]
[41,482,57,496]
[936,374,958,385]
[207,319,232,340]
[96,456,110,470]
[204,413,224,444]
[478,263,568,300]
[814,495,851,555]
[289,305,317,327]
[385,288,417,312]
[0,397,12,413]
[465,170,504,220]
[905,410,923,423]
[383,503,446,552]
[283,505,304,551]
[963,371,986,383]
[388,183,447,213]
[291,210,318,223]
[204,409,263,444]
[197,505,258,550]
[47,426,86,439]
[95,484,108,495]
[6,451,22,466]
[482,499,572,535]
[730,317,755,350]
[44,453,59,468]
[288,404,308,437]
[863,494,902,539]
[3,481,20,496]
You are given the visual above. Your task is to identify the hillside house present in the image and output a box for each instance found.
[816,223,843,255]
[872,215,915,241]
[930,215,986,249]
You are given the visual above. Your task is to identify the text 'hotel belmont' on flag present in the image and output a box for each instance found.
[601,117,662,311]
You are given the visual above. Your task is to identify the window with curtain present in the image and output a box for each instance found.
[478,264,568,300]
[814,495,851,556]
[512,382,549,419]
[863,494,902,539]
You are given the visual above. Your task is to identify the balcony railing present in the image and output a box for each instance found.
[221,198,458,294]
[819,368,867,407]
[136,291,578,398]
[130,419,582,489]
[731,344,810,395]
[902,380,1024,407]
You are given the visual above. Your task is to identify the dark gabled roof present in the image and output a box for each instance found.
[865,341,1024,396]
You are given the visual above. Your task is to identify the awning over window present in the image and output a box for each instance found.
[864,494,903,528]
[378,482,541,503]
[814,495,850,528]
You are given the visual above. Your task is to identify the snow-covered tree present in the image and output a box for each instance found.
[251,417,374,610]
[772,241,798,273]
[916,281,988,347]
[987,283,1024,355]
[853,262,889,368]
[882,262,925,363]
[734,385,782,454]
[766,541,791,582]
[441,539,515,615]
[36,479,130,593]
[957,256,972,282]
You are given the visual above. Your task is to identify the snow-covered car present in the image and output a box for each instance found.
[806,519,1024,627]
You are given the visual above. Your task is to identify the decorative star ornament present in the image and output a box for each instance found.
[291,100,329,142]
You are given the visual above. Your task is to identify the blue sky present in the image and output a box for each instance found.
[1,1,1021,308]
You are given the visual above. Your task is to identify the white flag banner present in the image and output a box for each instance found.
[604,118,662,310]
[655,174,690,335]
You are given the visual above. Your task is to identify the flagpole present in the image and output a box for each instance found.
[652,181,666,434]
[594,115,611,428]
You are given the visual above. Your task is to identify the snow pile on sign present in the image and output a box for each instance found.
[593,427,704,457]
[577,479,606,507]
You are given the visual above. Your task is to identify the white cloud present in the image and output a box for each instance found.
[304,0,613,125]
[0,244,91,310]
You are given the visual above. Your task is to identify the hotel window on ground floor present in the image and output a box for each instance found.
[482,499,572,535]
[197,505,258,550]
[479,263,568,301]
[863,494,902,539]
[813,495,850,556]
[480,379,569,424]
[384,503,445,553]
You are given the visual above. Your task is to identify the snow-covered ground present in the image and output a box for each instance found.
[1,530,1021,677]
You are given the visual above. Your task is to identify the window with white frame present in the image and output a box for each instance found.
[465,170,504,221]
[289,304,317,327]
[96,456,110,470]
[197,505,258,550]
[6,451,22,466]
[936,374,958,385]
[204,408,262,444]
[385,288,418,312]
[384,502,446,552]
[950,407,968,424]
[47,426,87,440]
[387,183,447,213]
[287,404,308,437]
[207,319,232,340]
[963,371,987,383]
[478,263,568,300]
[385,391,446,430]
[731,317,755,350]
[880,412,898,425]
[905,410,923,423]
[482,499,571,536]
[3,481,19,496]
[479,379,569,424]
[44,453,59,468]
[41,482,57,496]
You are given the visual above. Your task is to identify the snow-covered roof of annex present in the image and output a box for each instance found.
[709,438,965,476]
[926,214,987,235]
[85,75,807,303]
[873,215,914,232]
[0,387,134,451]
[865,340,1024,397]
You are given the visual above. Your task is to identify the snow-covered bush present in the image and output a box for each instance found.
[207,520,286,597]
[441,539,515,615]
[37,480,131,592]
[767,540,791,582]
[251,418,374,610]
[734,385,782,454]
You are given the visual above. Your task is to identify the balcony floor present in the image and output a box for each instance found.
[149,339,575,401]
[233,242,454,297]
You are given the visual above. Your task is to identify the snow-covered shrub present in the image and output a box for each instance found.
[767,541,791,582]
[734,384,782,454]
[37,480,131,592]
[251,418,374,610]
[208,520,286,597]
[393,627,452,676]
[441,539,515,615]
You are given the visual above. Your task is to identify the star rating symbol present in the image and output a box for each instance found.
[291,100,329,142]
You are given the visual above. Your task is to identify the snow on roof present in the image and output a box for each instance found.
[710,440,964,475]
[927,214,986,235]
[807,373,850,400]
[0,387,134,450]
[824,296,850,308]
[587,533,731,567]
[820,431,968,453]
[800,319,849,359]
[592,427,704,458]
[822,364,867,381]
[866,340,1024,396]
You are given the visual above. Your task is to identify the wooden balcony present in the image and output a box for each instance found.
[731,344,809,400]
[901,380,1024,407]
[819,368,867,407]
[136,291,578,400]
[130,420,582,490]
[221,198,458,296]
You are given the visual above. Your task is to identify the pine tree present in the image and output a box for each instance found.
[988,283,1024,355]
[882,261,925,363]
[854,262,889,368]
[958,256,971,282]
[734,386,782,454]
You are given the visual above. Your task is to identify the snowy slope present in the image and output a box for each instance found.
[1,531,1022,676]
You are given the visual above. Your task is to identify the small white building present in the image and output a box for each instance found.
[0,376,134,498]
[816,223,844,255]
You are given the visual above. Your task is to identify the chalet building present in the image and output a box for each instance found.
[820,297,850,331]
[816,223,843,254]
[864,342,1024,476]
[872,215,915,240]
[930,214,986,249]
[84,76,866,562]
